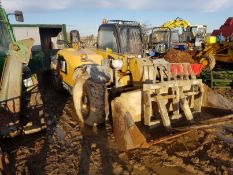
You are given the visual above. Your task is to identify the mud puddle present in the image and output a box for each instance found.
[151,164,189,175]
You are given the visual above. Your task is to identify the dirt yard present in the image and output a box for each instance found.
[164,49,195,63]
[2,78,233,175]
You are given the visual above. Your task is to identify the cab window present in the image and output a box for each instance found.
[58,55,67,74]
[98,26,118,52]
[120,27,143,55]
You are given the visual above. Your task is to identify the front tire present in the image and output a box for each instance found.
[72,78,108,126]
[198,54,216,71]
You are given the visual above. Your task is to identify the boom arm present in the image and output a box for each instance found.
[161,17,190,29]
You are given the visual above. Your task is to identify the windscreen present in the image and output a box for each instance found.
[98,26,118,52]
[197,28,206,37]
[171,30,179,42]
[152,30,170,43]
[191,27,206,37]
[119,26,143,55]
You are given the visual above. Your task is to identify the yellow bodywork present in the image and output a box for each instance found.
[205,36,217,44]
[57,48,104,87]
[96,49,152,86]
[198,42,233,63]
[57,47,152,89]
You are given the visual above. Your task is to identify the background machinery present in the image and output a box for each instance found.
[51,19,233,151]
[199,41,233,88]
[149,17,207,54]
[148,18,215,71]
[212,17,233,39]
[193,17,233,88]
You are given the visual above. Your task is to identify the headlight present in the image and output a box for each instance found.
[80,54,88,61]
[23,78,33,88]
[112,59,123,69]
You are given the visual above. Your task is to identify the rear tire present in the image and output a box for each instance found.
[72,78,108,126]
[51,70,64,92]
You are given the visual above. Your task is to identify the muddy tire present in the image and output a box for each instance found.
[72,78,108,126]
[0,151,10,175]
[198,55,216,71]
[51,70,64,92]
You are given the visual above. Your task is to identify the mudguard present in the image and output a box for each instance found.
[73,64,111,84]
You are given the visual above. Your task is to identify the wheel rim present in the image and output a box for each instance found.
[81,94,90,119]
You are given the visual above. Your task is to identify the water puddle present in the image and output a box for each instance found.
[153,164,190,175]
[217,124,233,144]
[55,127,66,141]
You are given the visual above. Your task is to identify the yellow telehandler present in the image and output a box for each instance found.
[196,41,233,87]
[51,20,233,150]
[197,41,233,64]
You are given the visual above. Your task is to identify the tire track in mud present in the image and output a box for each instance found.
[129,129,233,175]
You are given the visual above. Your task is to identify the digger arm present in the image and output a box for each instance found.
[161,17,190,29]
[196,42,225,58]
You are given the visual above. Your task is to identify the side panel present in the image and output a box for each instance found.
[56,48,105,88]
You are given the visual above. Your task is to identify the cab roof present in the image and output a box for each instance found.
[100,19,141,28]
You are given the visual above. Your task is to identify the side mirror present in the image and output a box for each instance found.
[15,11,24,22]
[70,30,80,43]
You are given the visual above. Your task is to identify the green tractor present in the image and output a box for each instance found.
[0,4,46,136]
[0,5,46,172]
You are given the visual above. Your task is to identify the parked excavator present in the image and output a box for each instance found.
[195,17,233,87]
[147,18,213,70]
[0,5,46,173]
[51,19,233,151]
[205,41,233,63]
[149,17,207,52]
[189,33,232,72]
[194,40,228,71]
[198,41,233,87]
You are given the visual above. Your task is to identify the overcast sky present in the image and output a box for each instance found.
[2,0,233,35]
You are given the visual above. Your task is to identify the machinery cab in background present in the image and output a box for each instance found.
[149,18,207,55]
[148,27,179,56]
[186,25,207,48]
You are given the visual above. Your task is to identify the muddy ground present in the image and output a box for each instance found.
[2,78,233,175]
